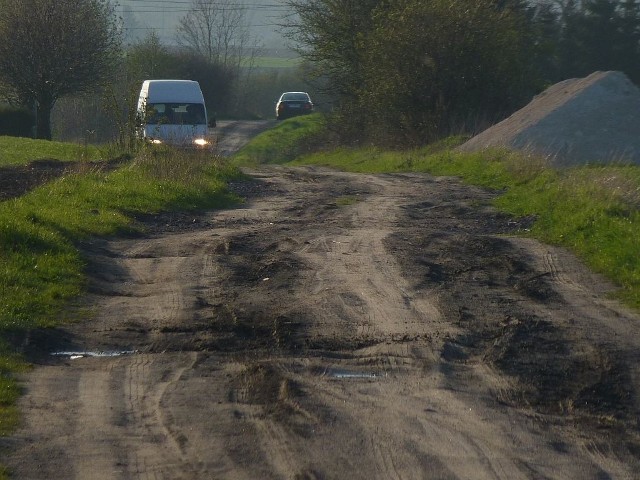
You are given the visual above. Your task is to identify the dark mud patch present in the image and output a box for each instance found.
[205,306,306,352]
[224,250,305,287]
[227,175,287,200]
[4,326,78,364]
[146,307,308,354]
[230,363,317,437]
[388,193,639,436]
[485,317,635,420]
[130,210,217,236]
[231,363,288,405]
[387,230,560,303]
[397,198,536,236]
[208,230,312,306]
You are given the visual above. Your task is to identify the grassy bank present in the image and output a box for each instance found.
[0,136,103,166]
[0,141,240,460]
[234,116,640,310]
[232,113,326,166]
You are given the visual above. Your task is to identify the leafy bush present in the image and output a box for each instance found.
[285,0,538,145]
[358,0,537,144]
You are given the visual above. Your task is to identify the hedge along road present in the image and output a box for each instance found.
[6,121,640,479]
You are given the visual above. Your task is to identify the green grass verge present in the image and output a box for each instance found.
[0,136,104,166]
[235,120,640,310]
[232,114,326,166]
[0,142,241,458]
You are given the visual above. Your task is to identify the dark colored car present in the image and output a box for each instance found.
[276,92,314,120]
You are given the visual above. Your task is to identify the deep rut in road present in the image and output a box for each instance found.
[6,165,640,479]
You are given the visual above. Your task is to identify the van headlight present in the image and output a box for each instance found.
[194,138,209,147]
[150,138,163,144]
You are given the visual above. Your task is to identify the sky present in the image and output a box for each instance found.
[117,0,292,49]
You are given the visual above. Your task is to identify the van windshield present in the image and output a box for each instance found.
[145,103,206,125]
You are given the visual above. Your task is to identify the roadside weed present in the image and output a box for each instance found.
[335,196,360,207]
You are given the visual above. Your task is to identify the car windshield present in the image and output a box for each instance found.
[145,103,206,125]
[281,93,310,102]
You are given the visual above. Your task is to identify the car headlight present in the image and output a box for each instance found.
[151,138,163,144]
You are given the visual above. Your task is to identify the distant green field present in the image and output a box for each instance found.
[0,136,103,167]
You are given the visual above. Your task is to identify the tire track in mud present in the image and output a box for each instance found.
[224,167,640,478]
[7,165,640,479]
[196,170,469,478]
[74,362,122,480]
[370,439,404,480]
[120,352,203,479]
[204,168,639,478]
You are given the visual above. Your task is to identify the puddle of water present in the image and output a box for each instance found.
[323,368,380,379]
[51,350,137,360]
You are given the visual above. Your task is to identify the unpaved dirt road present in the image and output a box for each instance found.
[5,121,640,479]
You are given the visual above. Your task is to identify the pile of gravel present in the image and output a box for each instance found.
[458,71,640,166]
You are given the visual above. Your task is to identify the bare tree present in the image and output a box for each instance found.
[178,0,248,68]
[177,0,263,115]
[0,0,121,140]
[177,0,219,63]
[177,0,258,72]
[127,31,179,81]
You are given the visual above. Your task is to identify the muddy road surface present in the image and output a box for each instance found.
[5,122,640,479]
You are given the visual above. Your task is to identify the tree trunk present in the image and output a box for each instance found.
[36,99,54,140]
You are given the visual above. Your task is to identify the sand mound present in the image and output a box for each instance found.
[458,71,640,165]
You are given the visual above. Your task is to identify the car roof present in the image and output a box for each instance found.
[281,92,310,97]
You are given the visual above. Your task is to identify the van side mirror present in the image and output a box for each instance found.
[208,117,217,128]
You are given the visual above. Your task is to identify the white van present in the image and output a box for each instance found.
[137,79,212,147]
